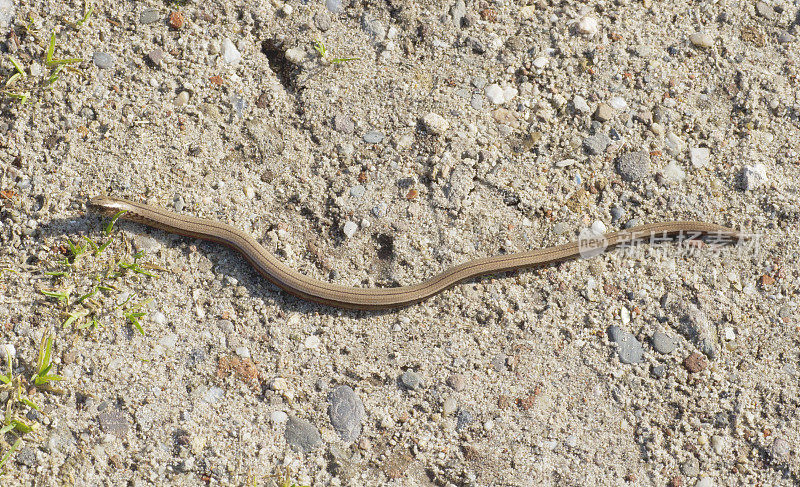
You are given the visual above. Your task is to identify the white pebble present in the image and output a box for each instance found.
[485,84,504,105]
[281,4,293,16]
[573,95,590,112]
[343,221,358,238]
[665,132,685,154]
[151,311,167,326]
[271,410,288,423]
[235,346,251,359]
[221,38,242,66]
[609,96,627,111]
[422,112,449,135]
[690,32,714,48]
[304,335,321,350]
[695,477,714,487]
[690,147,710,168]
[742,164,767,190]
[590,220,607,234]
[174,91,189,106]
[285,47,306,65]
[1,343,15,360]
[532,56,549,69]
[502,86,518,103]
[244,186,255,199]
[577,16,599,37]
[662,161,686,182]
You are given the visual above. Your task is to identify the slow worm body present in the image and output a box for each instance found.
[88,196,742,310]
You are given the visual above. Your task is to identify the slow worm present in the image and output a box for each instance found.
[88,196,742,310]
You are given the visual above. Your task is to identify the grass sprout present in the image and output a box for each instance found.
[313,39,359,65]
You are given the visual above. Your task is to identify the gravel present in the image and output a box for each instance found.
[607,326,644,364]
[327,385,365,442]
[285,417,321,453]
[616,151,651,181]
[651,332,677,354]
[92,52,116,69]
[400,370,423,390]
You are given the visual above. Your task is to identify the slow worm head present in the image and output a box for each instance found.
[88,195,744,310]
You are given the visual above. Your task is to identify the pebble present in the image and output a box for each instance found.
[577,16,599,37]
[98,409,129,437]
[327,385,365,442]
[202,386,224,403]
[349,185,365,198]
[326,0,342,14]
[696,478,714,487]
[582,134,611,155]
[271,410,288,423]
[593,103,614,122]
[285,416,321,453]
[456,408,473,430]
[400,370,423,390]
[683,352,707,373]
[147,48,165,66]
[662,161,686,182]
[363,131,384,144]
[681,456,700,477]
[485,84,505,105]
[690,147,710,168]
[1,343,15,359]
[285,47,306,65]
[174,91,189,106]
[607,326,644,364]
[314,11,332,31]
[666,132,686,154]
[451,0,467,27]
[573,95,590,113]
[608,325,646,364]
[303,335,321,350]
[139,9,161,25]
[689,32,713,48]
[221,38,241,66]
[608,96,627,111]
[446,373,466,391]
[92,52,116,69]
[371,203,386,218]
[652,331,677,354]
[651,364,666,379]
[616,151,651,181]
[742,164,767,190]
[442,397,457,415]
[342,221,358,238]
[333,114,354,134]
[361,13,386,41]
[770,437,790,460]
[422,112,449,135]
[235,346,250,358]
[15,446,36,467]
[755,1,776,20]
[519,5,536,21]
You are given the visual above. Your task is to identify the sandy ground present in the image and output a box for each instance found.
[1,0,799,485]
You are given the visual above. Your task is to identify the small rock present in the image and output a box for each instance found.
[15,447,36,467]
[98,409,129,437]
[651,364,666,379]
[607,326,644,364]
[695,478,714,487]
[147,48,165,66]
[451,0,467,27]
[742,164,767,190]
[342,221,358,238]
[689,32,713,48]
[666,132,686,154]
[616,151,651,181]
[690,147,710,168]
[400,370,423,390]
[681,456,700,477]
[519,5,536,21]
[333,114,354,134]
[770,437,790,460]
[328,386,365,442]
[652,331,677,354]
[92,52,116,69]
[285,416,321,453]
[139,9,161,25]
[683,352,707,373]
[662,161,686,183]
[577,16,599,37]
[422,112,449,135]
[349,185,365,198]
[363,131,384,144]
[271,410,288,423]
[202,387,224,403]
[361,13,385,41]
[326,0,342,14]
[634,111,653,125]
[446,373,466,391]
[314,11,332,31]
[573,95,590,113]
[168,11,184,29]
[755,1,776,20]
[442,397,457,415]
[221,38,241,66]
[285,47,306,65]
[608,96,627,111]
[485,83,504,105]
[593,103,614,122]
[582,134,611,155]
[456,408,473,430]
[174,91,190,107]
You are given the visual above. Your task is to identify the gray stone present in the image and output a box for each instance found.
[651,364,666,379]
[361,13,386,41]
[15,446,36,467]
[327,385,365,442]
[755,2,776,20]
[98,409,129,437]
[400,370,423,390]
[314,11,332,31]
[92,52,116,69]
[456,408,473,431]
[139,9,161,25]
[582,134,611,155]
[285,416,321,453]
[652,331,677,354]
[742,164,767,190]
[349,185,365,198]
[607,326,644,364]
[616,151,651,181]
[147,48,165,66]
[770,437,790,460]
[446,373,466,391]
[450,0,466,28]
[363,131,384,144]
[333,114,354,134]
